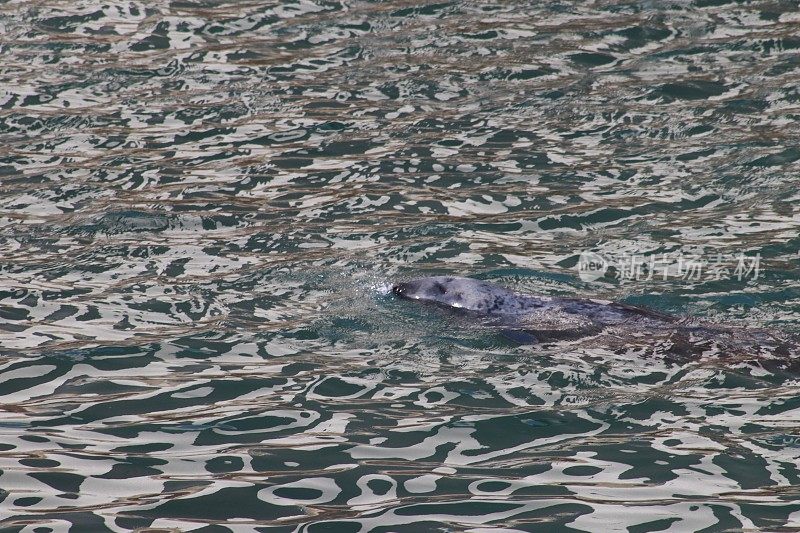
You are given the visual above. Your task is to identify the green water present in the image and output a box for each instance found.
[1,0,800,531]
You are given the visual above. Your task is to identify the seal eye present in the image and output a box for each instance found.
[433,283,447,295]
[392,284,407,297]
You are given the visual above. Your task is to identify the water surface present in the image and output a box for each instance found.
[2,0,800,531]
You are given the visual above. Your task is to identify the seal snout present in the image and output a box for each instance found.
[392,283,408,298]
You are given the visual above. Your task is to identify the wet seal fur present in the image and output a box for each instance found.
[391,276,799,362]
[393,276,677,344]
[393,276,673,321]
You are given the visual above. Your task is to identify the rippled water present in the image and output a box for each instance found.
[2,1,800,531]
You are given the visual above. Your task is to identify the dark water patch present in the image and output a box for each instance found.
[570,52,616,66]
[653,80,728,101]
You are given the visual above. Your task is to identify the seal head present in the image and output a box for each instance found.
[392,276,545,315]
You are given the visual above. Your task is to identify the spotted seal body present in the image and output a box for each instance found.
[393,276,548,315]
[392,276,675,342]
[392,276,799,360]
[393,276,673,322]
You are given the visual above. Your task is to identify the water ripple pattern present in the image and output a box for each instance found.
[1,1,800,531]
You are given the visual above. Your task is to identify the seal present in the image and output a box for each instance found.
[392,276,799,361]
[392,276,676,343]
[393,276,674,322]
